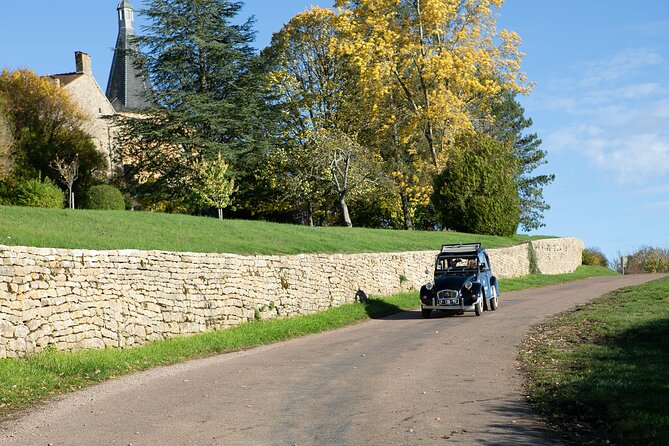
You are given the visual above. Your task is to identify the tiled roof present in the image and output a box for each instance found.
[106,33,151,112]
[48,72,83,86]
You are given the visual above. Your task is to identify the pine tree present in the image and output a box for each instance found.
[485,91,554,232]
[117,0,269,209]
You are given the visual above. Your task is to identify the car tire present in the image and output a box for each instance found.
[489,286,499,311]
[474,298,483,316]
[421,308,432,318]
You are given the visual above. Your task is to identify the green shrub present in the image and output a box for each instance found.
[83,185,125,210]
[432,131,520,237]
[14,177,64,208]
[582,247,608,267]
[623,246,669,274]
[528,242,541,274]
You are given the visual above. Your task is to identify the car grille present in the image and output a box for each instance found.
[437,289,458,299]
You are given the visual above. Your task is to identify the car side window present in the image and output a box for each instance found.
[478,253,488,270]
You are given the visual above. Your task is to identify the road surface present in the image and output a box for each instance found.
[1,274,663,445]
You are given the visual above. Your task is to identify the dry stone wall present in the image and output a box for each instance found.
[0,238,583,358]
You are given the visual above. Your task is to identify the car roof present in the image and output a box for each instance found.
[439,243,482,256]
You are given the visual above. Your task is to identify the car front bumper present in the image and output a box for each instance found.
[421,296,480,312]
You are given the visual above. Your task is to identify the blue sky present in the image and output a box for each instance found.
[1,1,668,262]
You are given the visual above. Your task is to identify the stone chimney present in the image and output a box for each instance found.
[75,51,92,76]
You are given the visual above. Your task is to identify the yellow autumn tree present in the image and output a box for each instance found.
[0,69,105,200]
[335,0,530,168]
[330,0,530,228]
[263,7,382,227]
[0,101,14,181]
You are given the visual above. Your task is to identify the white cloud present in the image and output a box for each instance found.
[545,129,669,183]
[636,183,669,195]
[598,134,669,182]
[579,48,663,87]
[654,99,669,118]
[617,83,664,98]
[626,20,669,37]
[533,48,669,184]
[641,200,669,212]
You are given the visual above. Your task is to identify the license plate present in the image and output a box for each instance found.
[438,298,459,306]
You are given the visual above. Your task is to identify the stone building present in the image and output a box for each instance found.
[45,0,150,175]
[48,52,117,175]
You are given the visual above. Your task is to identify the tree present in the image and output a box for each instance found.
[483,90,553,231]
[260,7,358,225]
[0,104,13,182]
[432,131,520,236]
[0,69,105,200]
[356,90,434,229]
[314,129,379,227]
[192,152,236,219]
[50,155,79,209]
[118,0,270,209]
[331,0,530,230]
[334,0,531,168]
[619,247,669,274]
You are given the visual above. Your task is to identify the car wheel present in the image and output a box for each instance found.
[474,298,483,316]
[489,286,499,311]
[421,308,432,318]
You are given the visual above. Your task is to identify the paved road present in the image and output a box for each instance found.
[2,274,663,446]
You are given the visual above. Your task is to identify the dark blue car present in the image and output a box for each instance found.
[419,243,499,318]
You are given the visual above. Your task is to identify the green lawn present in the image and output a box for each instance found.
[500,265,618,293]
[0,205,542,254]
[520,275,669,445]
[0,266,613,418]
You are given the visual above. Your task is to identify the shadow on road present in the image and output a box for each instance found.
[361,298,409,319]
[478,398,565,446]
[375,307,477,321]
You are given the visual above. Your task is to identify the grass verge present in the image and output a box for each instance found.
[500,265,618,293]
[519,275,669,445]
[0,205,541,255]
[0,266,613,419]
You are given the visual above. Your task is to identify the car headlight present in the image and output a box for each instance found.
[464,281,473,291]
[425,282,434,291]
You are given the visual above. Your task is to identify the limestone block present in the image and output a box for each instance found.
[1,320,15,338]
[14,337,27,353]
[14,324,30,339]
[26,319,42,332]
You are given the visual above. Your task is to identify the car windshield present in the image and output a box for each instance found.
[435,256,478,274]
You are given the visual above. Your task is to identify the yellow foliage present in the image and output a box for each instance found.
[333,0,531,169]
[0,69,90,131]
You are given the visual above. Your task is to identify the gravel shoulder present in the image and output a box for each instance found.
[2,274,662,446]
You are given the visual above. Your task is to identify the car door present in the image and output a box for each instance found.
[478,252,491,299]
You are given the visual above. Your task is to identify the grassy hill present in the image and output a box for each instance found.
[0,205,545,255]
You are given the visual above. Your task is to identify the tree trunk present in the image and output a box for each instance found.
[218,208,223,220]
[68,189,74,209]
[307,202,314,227]
[401,192,413,230]
[425,124,438,167]
[339,193,352,228]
